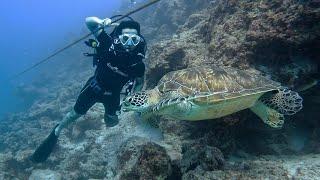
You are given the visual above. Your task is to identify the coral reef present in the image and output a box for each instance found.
[182,154,320,180]
[128,0,213,42]
[29,169,62,180]
[180,144,225,173]
[143,0,320,88]
[116,137,173,179]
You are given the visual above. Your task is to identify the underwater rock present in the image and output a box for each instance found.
[180,144,225,173]
[144,0,320,87]
[129,0,212,41]
[116,137,173,180]
[29,169,62,180]
[207,0,320,84]
[156,116,239,159]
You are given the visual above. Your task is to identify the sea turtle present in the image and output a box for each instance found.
[122,65,303,128]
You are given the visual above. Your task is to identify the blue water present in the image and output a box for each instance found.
[0,0,122,119]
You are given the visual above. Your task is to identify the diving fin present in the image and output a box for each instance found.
[30,124,59,163]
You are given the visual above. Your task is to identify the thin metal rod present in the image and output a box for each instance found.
[10,33,92,80]
[10,0,161,80]
[113,0,161,22]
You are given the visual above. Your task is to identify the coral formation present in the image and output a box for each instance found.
[180,144,225,173]
[143,0,319,88]
[29,169,62,180]
[116,137,173,179]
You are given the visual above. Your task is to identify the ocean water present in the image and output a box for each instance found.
[0,0,122,119]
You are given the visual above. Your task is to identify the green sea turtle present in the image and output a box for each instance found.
[122,65,303,128]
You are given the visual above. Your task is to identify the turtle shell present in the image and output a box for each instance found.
[157,65,281,105]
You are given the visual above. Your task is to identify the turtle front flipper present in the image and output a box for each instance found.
[152,96,193,119]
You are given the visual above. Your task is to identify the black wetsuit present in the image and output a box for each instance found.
[74,30,146,116]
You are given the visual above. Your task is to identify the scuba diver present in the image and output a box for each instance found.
[58,16,146,130]
[31,16,147,163]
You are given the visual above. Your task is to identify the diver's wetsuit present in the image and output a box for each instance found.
[74,30,146,116]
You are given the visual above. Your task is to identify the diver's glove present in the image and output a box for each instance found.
[85,17,113,35]
[102,18,112,27]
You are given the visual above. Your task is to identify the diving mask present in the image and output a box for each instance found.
[119,33,141,47]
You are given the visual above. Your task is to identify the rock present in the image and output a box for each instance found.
[129,0,213,42]
[181,144,225,173]
[116,137,173,180]
[182,167,227,180]
[29,169,62,180]
[144,0,320,87]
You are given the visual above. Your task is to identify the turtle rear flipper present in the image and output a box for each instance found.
[250,89,303,128]
[250,100,285,128]
[260,89,303,115]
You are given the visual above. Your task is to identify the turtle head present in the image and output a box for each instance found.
[122,89,161,112]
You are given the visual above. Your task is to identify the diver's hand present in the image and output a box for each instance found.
[85,17,112,31]
[102,18,112,27]
[85,17,113,37]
